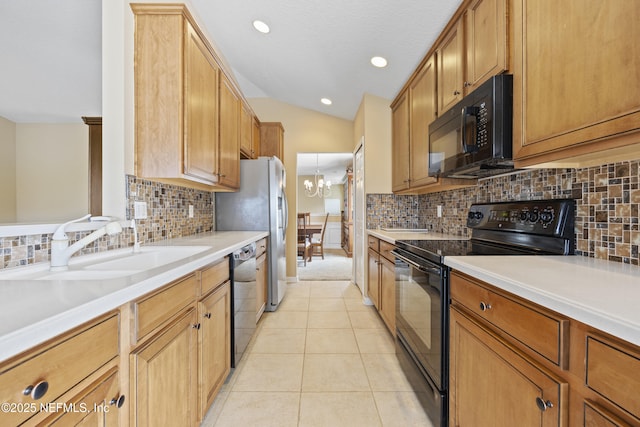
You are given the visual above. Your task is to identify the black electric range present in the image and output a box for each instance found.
[396,198,576,264]
[393,199,575,427]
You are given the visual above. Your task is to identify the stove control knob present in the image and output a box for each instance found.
[528,211,539,223]
[474,211,484,220]
[540,210,554,224]
[519,211,528,221]
[468,211,476,220]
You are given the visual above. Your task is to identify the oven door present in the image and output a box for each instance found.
[392,248,447,391]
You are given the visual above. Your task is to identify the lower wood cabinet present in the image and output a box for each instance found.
[450,306,567,427]
[130,308,199,427]
[198,282,230,419]
[450,270,640,427]
[0,313,120,426]
[367,236,396,336]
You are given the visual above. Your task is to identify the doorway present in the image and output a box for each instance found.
[296,152,353,281]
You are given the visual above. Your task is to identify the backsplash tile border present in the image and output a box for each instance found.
[367,160,639,265]
[0,175,214,270]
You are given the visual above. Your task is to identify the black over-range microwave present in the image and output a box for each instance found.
[428,74,513,179]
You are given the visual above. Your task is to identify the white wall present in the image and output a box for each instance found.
[15,124,88,222]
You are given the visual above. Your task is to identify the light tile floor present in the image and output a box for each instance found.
[201,280,433,427]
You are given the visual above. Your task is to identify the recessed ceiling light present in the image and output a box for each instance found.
[371,56,388,68]
[321,98,332,105]
[252,20,270,34]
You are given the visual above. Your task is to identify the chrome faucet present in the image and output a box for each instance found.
[50,215,123,271]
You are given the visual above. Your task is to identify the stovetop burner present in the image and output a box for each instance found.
[396,199,576,264]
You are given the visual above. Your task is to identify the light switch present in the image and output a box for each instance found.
[188,205,194,218]
[134,201,147,219]
[437,205,443,217]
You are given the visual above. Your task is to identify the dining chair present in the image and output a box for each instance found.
[297,212,311,265]
[310,213,330,260]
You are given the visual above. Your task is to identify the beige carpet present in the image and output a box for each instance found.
[298,248,353,281]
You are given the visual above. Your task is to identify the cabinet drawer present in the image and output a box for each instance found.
[586,336,640,419]
[450,273,568,368]
[135,273,197,341]
[255,238,267,257]
[379,240,396,262]
[201,258,230,296]
[0,313,119,426]
[368,235,380,251]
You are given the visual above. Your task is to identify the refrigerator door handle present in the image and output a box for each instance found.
[282,191,289,239]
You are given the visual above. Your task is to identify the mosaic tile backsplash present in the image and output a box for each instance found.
[367,160,640,265]
[1,175,214,270]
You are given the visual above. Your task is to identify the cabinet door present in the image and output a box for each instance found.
[367,248,380,308]
[391,91,410,192]
[218,72,241,189]
[513,0,640,164]
[437,18,464,114]
[260,122,285,161]
[198,282,230,419]
[184,22,219,184]
[409,55,438,188]
[378,255,395,336]
[450,307,567,427]
[240,102,254,158]
[130,309,198,427]
[464,0,508,91]
[256,251,268,320]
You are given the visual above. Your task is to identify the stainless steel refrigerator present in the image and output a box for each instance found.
[216,156,288,311]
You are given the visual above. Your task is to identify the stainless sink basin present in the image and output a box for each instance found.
[0,245,211,281]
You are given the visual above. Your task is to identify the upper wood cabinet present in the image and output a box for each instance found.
[464,0,508,92]
[260,122,285,162]
[437,0,508,114]
[391,91,410,192]
[512,0,640,167]
[218,72,241,190]
[132,4,251,191]
[391,56,476,194]
[240,102,255,159]
[437,19,465,113]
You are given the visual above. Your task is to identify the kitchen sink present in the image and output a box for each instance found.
[81,245,211,271]
[0,245,211,281]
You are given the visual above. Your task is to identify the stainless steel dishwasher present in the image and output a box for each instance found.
[230,242,257,368]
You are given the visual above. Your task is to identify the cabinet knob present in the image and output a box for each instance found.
[23,381,49,400]
[535,397,553,412]
[192,323,201,330]
[204,312,212,319]
[479,302,492,311]
[453,90,461,95]
[464,81,472,87]
[109,394,126,408]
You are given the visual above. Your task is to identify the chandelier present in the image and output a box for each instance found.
[303,154,332,198]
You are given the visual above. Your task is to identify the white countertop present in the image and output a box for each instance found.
[368,228,468,244]
[445,255,640,347]
[0,230,268,362]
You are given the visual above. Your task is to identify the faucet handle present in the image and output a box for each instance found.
[52,214,91,240]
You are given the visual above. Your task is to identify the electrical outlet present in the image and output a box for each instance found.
[134,201,147,219]
[188,205,194,218]
[437,205,443,217]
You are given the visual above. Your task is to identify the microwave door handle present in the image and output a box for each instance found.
[460,106,478,154]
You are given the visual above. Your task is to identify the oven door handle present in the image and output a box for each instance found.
[391,249,442,275]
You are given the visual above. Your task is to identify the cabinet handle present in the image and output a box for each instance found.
[109,394,126,408]
[535,397,553,412]
[479,302,492,311]
[453,90,461,95]
[192,323,201,330]
[204,313,212,319]
[464,81,472,87]
[23,381,49,400]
